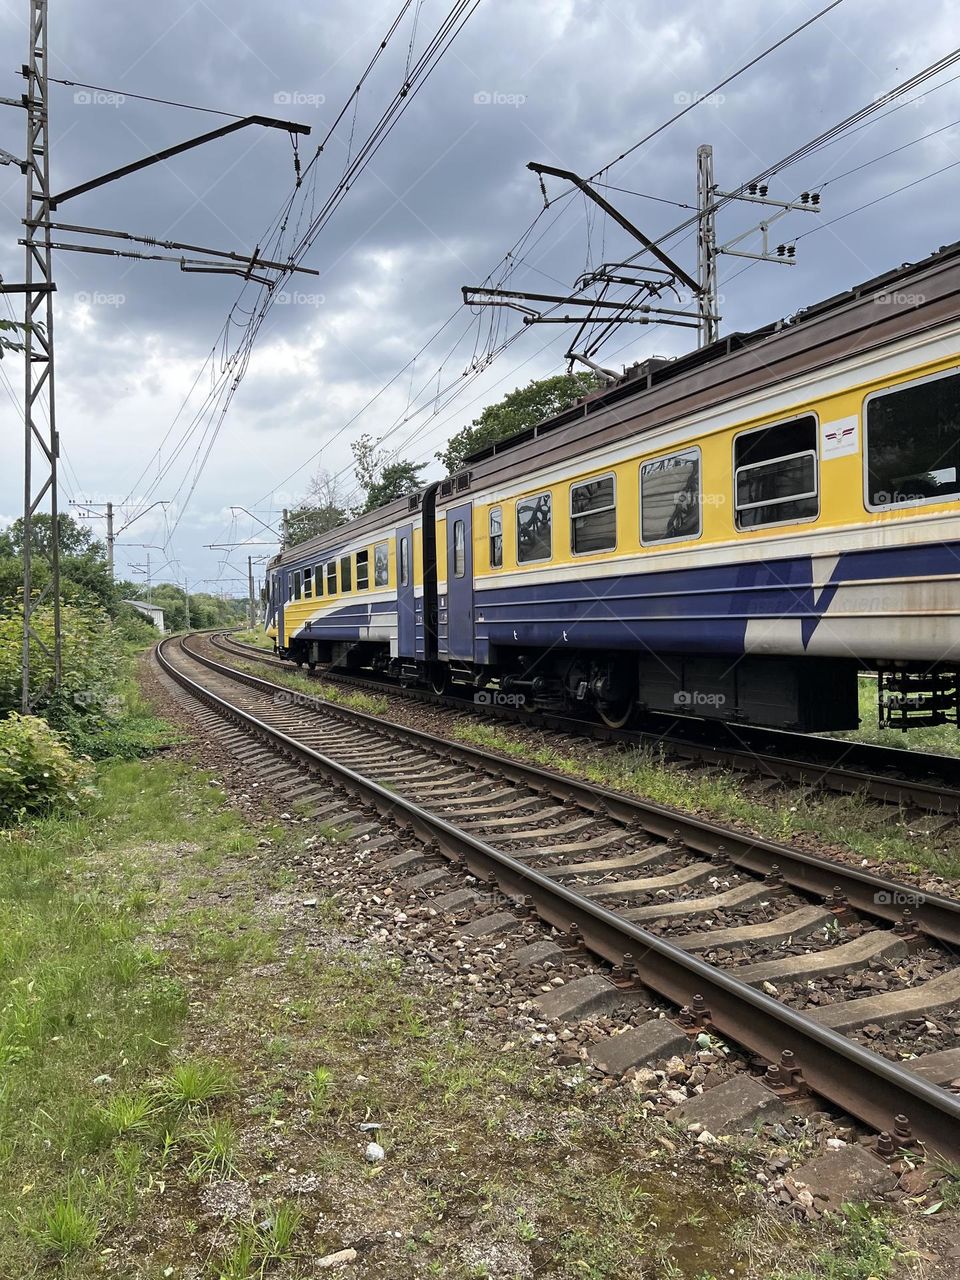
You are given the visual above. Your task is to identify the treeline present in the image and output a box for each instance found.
[0,513,245,738]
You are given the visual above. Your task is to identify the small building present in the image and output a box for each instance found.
[122,599,165,632]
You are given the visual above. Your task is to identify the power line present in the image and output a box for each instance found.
[589,0,847,180]
[48,76,245,118]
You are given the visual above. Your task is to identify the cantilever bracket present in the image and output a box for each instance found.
[49,115,311,209]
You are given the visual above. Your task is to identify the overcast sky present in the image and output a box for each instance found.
[1,0,958,593]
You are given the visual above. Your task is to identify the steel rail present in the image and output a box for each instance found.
[215,633,960,815]
[158,634,960,1159]
[201,634,960,948]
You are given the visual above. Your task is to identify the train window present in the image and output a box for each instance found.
[374,541,389,586]
[516,491,552,563]
[293,570,302,600]
[303,567,313,599]
[489,506,503,569]
[865,368,960,509]
[571,474,616,553]
[340,555,352,591]
[453,520,466,578]
[400,536,410,586]
[734,416,818,529]
[356,549,369,590]
[326,562,337,594]
[640,449,700,544]
[315,564,323,597]
[287,575,294,602]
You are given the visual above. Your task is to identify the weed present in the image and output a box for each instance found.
[28,1193,100,1256]
[186,1115,238,1180]
[98,1089,156,1138]
[307,1065,333,1111]
[156,1059,233,1108]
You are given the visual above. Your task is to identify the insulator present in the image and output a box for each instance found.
[776,244,786,256]
[758,184,768,197]
[748,182,758,195]
[800,191,810,203]
[811,192,821,205]
[787,245,796,257]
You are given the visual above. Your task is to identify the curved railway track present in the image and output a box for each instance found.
[212,631,960,816]
[156,632,960,1161]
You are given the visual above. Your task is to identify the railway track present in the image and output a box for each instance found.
[157,632,960,1161]
[212,631,960,817]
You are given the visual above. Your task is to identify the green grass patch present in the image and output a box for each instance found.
[0,756,252,1273]
[831,676,960,757]
[231,627,276,651]
[229,653,390,716]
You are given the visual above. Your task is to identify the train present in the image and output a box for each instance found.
[264,240,960,734]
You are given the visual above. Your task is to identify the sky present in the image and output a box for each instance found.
[0,0,958,595]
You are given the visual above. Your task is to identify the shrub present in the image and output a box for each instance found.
[0,713,92,824]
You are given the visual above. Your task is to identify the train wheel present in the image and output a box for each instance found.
[597,696,635,729]
[430,667,448,695]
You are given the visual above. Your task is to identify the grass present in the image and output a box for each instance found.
[451,720,960,880]
[231,627,276,652]
[155,1059,234,1107]
[0,706,917,1278]
[0,754,254,1273]
[230,653,390,716]
[832,676,960,757]
[776,1204,898,1279]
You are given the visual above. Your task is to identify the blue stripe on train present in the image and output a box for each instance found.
[474,541,960,657]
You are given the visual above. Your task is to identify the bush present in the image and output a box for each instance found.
[0,713,92,824]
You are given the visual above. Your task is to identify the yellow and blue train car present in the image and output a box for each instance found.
[266,240,960,733]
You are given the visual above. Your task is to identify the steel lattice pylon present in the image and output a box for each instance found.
[21,0,61,712]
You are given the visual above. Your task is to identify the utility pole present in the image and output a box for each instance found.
[696,144,719,349]
[247,556,256,629]
[19,0,60,712]
[4,0,313,708]
[70,498,167,579]
[282,509,289,550]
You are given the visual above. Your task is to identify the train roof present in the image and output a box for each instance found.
[456,238,960,475]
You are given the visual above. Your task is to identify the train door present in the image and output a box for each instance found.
[276,574,285,648]
[445,502,474,661]
[396,524,415,657]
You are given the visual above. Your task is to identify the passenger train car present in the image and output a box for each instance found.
[264,242,960,734]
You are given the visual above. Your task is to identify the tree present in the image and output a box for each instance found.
[285,470,349,545]
[0,317,26,359]
[0,514,117,614]
[436,372,601,475]
[351,435,425,514]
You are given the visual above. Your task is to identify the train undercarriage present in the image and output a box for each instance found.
[276,633,957,733]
